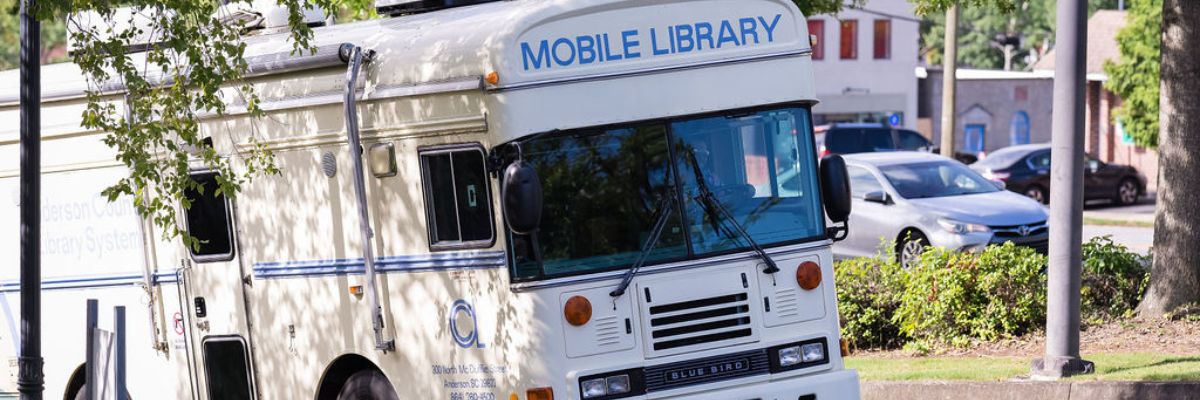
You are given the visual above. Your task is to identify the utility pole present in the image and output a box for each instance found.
[939,5,958,158]
[18,0,45,398]
[1033,0,1093,379]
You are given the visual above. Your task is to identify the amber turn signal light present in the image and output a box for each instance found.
[486,71,500,85]
[564,295,592,326]
[527,387,554,400]
[796,261,821,290]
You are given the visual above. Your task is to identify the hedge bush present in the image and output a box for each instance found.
[834,236,1149,351]
[833,252,905,350]
[894,242,1047,348]
[1081,236,1149,321]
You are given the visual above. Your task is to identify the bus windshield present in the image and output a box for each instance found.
[508,106,825,281]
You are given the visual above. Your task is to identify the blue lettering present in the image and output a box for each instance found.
[739,17,760,44]
[675,24,695,52]
[650,28,671,55]
[695,22,714,50]
[602,33,623,61]
[552,38,575,66]
[717,20,740,48]
[621,30,641,59]
[758,14,782,42]
[577,35,597,64]
[668,26,676,53]
[520,40,551,70]
[596,34,605,62]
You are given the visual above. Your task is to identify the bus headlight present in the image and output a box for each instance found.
[778,346,802,367]
[581,378,607,398]
[578,369,643,399]
[769,338,831,373]
[801,342,826,363]
[606,375,631,395]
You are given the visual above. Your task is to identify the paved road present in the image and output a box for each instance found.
[1079,191,1155,254]
[1082,224,1153,255]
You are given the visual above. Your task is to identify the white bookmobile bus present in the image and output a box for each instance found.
[0,0,860,398]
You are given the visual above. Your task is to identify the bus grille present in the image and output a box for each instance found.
[648,293,753,351]
[643,348,770,392]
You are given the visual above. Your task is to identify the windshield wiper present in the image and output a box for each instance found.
[610,193,677,298]
[685,150,781,274]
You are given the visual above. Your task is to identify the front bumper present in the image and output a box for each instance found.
[660,369,861,400]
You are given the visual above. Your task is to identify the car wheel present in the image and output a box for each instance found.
[1024,185,1048,204]
[1115,178,1140,206]
[337,370,399,400]
[896,230,930,269]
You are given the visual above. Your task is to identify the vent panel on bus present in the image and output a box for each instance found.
[637,266,761,358]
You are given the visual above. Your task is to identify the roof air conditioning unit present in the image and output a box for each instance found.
[375,0,502,17]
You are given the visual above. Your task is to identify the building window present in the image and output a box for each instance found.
[419,145,495,249]
[839,19,858,60]
[183,172,235,261]
[1011,111,1031,145]
[808,19,825,60]
[873,19,891,59]
[965,124,987,153]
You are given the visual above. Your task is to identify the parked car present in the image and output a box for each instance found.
[815,123,979,164]
[834,152,1050,268]
[969,143,1147,205]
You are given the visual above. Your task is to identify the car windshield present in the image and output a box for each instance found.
[973,146,1037,170]
[879,160,1000,199]
[507,106,826,281]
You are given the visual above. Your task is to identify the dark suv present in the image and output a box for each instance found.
[816,123,978,164]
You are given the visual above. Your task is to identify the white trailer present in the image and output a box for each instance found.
[0,0,860,399]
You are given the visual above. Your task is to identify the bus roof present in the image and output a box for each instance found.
[3,0,811,103]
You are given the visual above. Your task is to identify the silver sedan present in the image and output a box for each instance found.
[833,152,1050,267]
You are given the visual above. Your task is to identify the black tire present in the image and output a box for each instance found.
[1023,185,1048,204]
[337,370,399,400]
[896,230,930,269]
[1114,178,1140,206]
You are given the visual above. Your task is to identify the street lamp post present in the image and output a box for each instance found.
[1033,0,1094,379]
[18,0,45,398]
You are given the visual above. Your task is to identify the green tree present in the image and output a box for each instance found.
[1,0,67,69]
[1104,0,1161,148]
[920,0,1055,70]
[19,0,350,248]
[920,0,1128,70]
[1141,0,1200,318]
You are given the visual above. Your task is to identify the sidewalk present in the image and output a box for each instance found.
[1082,191,1157,225]
[862,380,1200,400]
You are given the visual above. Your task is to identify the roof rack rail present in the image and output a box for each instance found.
[375,0,501,17]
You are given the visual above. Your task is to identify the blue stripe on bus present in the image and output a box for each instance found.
[0,251,506,291]
[252,250,507,279]
[0,269,181,293]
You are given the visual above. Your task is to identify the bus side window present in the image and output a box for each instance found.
[418,145,495,250]
[184,172,236,261]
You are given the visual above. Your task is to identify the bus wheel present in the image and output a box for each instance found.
[337,369,398,400]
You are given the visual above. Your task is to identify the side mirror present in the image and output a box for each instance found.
[820,155,852,224]
[501,160,543,235]
[991,179,1007,190]
[864,190,890,204]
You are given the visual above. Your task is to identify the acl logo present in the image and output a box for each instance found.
[449,299,486,349]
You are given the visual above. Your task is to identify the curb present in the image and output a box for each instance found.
[861,380,1200,400]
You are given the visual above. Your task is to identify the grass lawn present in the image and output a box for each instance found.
[1082,216,1155,228]
[847,353,1200,381]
